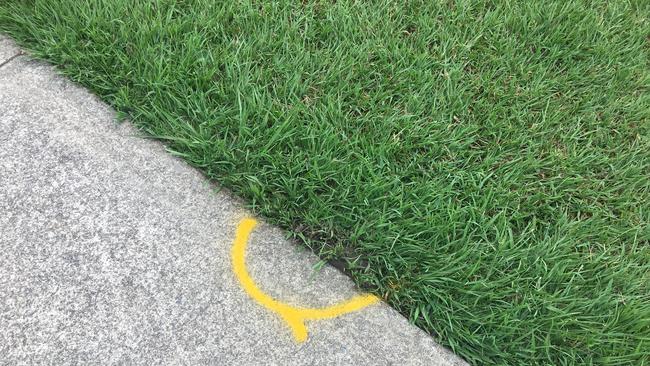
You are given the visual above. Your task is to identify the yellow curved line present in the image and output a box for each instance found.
[231,218,379,343]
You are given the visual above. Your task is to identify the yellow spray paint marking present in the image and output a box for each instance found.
[231,218,379,343]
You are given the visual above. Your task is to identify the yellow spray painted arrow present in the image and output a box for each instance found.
[231,218,379,343]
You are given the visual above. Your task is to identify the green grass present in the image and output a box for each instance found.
[1,0,649,364]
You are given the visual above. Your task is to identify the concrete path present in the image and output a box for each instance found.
[0,36,465,365]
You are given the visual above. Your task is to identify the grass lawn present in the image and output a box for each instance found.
[2,0,649,364]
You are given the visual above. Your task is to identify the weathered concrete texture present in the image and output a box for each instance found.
[0,36,21,64]
[0,35,466,365]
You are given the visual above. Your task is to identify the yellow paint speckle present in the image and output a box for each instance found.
[231,218,379,343]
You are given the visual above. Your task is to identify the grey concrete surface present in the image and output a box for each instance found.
[0,36,466,365]
[0,36,21,65]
